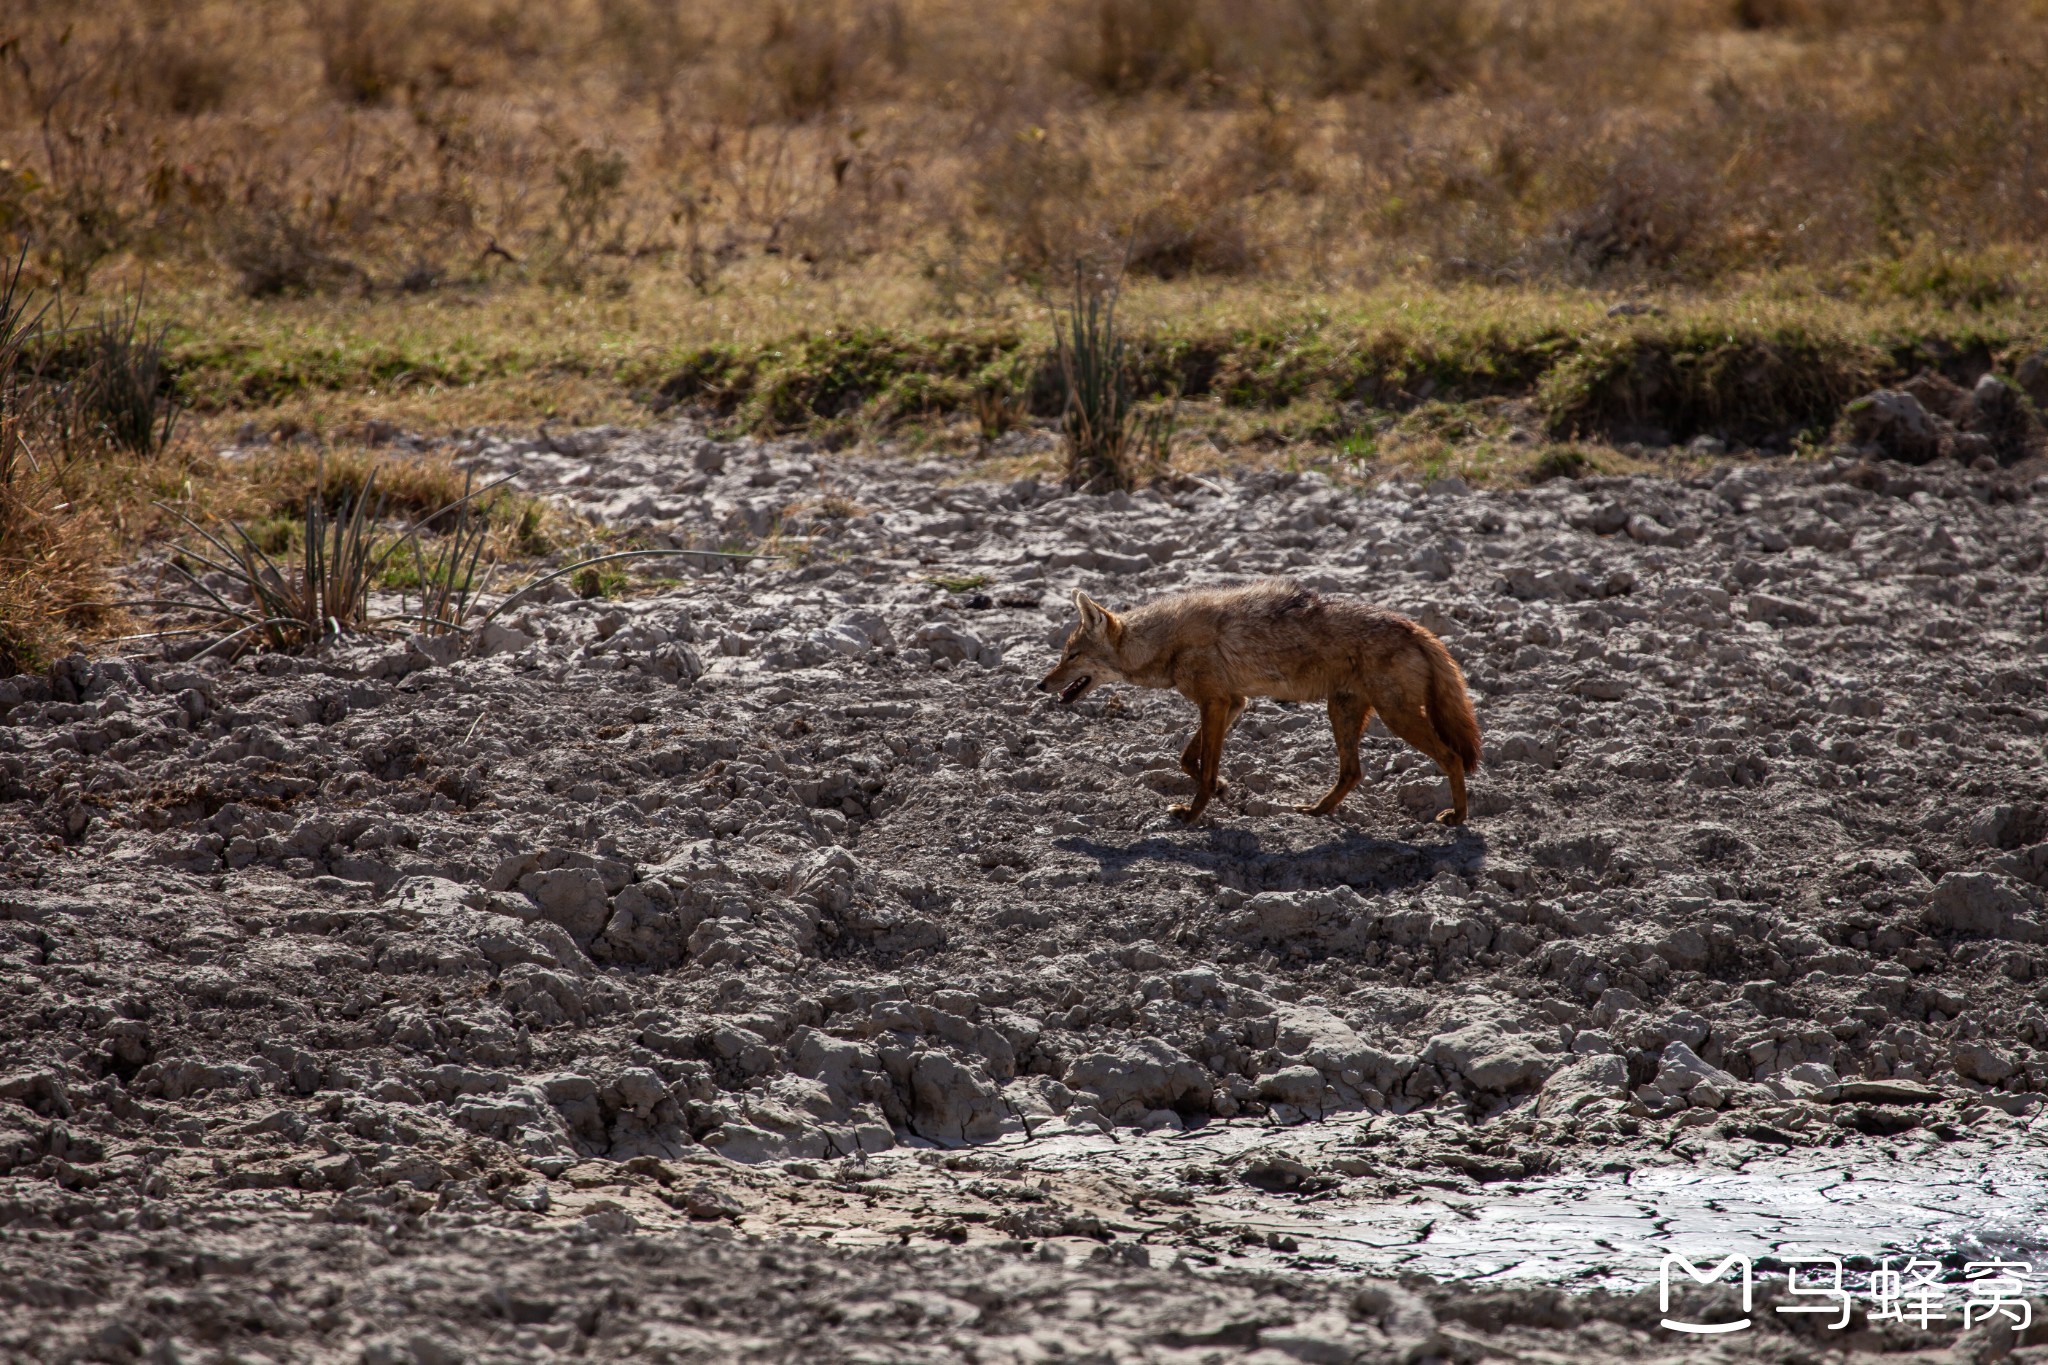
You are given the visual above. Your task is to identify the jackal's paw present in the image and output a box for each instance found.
[1168,803,1200,823]
[1293,802,1335,817]
[1435,808,1467,826]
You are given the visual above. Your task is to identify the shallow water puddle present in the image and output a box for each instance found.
[1298,1153,2048,1288]
[854,1116,2048,1290]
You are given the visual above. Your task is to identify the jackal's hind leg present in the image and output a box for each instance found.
[1439,760,1469,826]
[1379,702,1468,824]
[1297,693,1370,816]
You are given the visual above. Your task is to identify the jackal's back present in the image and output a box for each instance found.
[1126,578,1423,701]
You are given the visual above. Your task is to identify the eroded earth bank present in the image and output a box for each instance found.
[3,424,2048,1362]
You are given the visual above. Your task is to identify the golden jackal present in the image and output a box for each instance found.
[1036,579,1481,824]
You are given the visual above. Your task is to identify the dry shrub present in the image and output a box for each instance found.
[218,194,360,298]
[306,0,551,106]
[1550,146,1726,281]
[306,0,413,107]
[1295,0,1499,97]
[131,29,238,116]
[757,1,892,120]
[595,0,708,155]
[1126,191,1256,279]
[1058,0,1207,95]
[4,0,2048,297]
[970,122,1098,277]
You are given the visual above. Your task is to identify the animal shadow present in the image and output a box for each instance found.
[1057,817,1487,897]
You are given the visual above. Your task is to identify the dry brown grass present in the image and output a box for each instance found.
[0,252,189,672]
[4,1,2047,301]
[0,447,118,676]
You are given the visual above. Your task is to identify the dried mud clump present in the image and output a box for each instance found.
[1,423,2045,1360]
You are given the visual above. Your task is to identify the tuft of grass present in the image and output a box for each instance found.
[136,450,765,656]
[929,572,987,593]
[390,470,498,635]
[73,295,183,456]
[513,500,553,556]
[1527,446,1593,483]
[573,562,629,600]
[242,515,301,556]
[1053,270,1175,491]
[1840,243,2021,311]
[155,470,394,655]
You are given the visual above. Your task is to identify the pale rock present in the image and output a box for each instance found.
[1536,1053,1627,1119]
[1063,1038,1209,1118]
[1653,1041,1737,1102]
[1420,1021,1555,1093]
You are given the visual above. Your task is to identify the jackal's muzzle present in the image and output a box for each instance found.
[1035,665,1096,704]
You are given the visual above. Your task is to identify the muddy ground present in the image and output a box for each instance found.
[3,422,2048,1362]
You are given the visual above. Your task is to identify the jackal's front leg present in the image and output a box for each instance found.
[1178,694,1246,796]
[1170,698,1234,823]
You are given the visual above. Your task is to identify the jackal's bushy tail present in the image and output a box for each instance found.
[1418,630,1481,775]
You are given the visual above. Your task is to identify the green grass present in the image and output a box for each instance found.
[131,262,2048,484]
[379,553,477,595]
[572,563,630,600]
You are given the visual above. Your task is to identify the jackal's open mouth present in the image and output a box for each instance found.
[1059,676,1092,704]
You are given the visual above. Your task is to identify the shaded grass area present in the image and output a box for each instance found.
[161,275,2048,461]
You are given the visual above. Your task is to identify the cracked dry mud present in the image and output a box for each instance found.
[3,422,2048,1363]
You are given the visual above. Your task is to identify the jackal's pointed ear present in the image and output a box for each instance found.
[1074,588,1123,644]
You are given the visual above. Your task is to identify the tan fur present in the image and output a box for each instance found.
[1037,579,1482,825]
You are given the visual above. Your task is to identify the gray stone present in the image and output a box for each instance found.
[1993,844,2048,890]
[1258,1310,1365,1364]
[1843,389,1944,464]
[906,1051,1009,1143]
[912,622,996,666]
[1258,1064,1325,1106]
[1746,592,1821,628]
[1965,372,2034,462]
[474,622,535,657]
[1272,1004,1405,1093]
[1954,1042,2017,1085]
[1970,804,2039,851]
[1485,732,1558,768]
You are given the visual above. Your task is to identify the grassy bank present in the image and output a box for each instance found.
[6,256,2044,676]
[158,267,2048,463]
